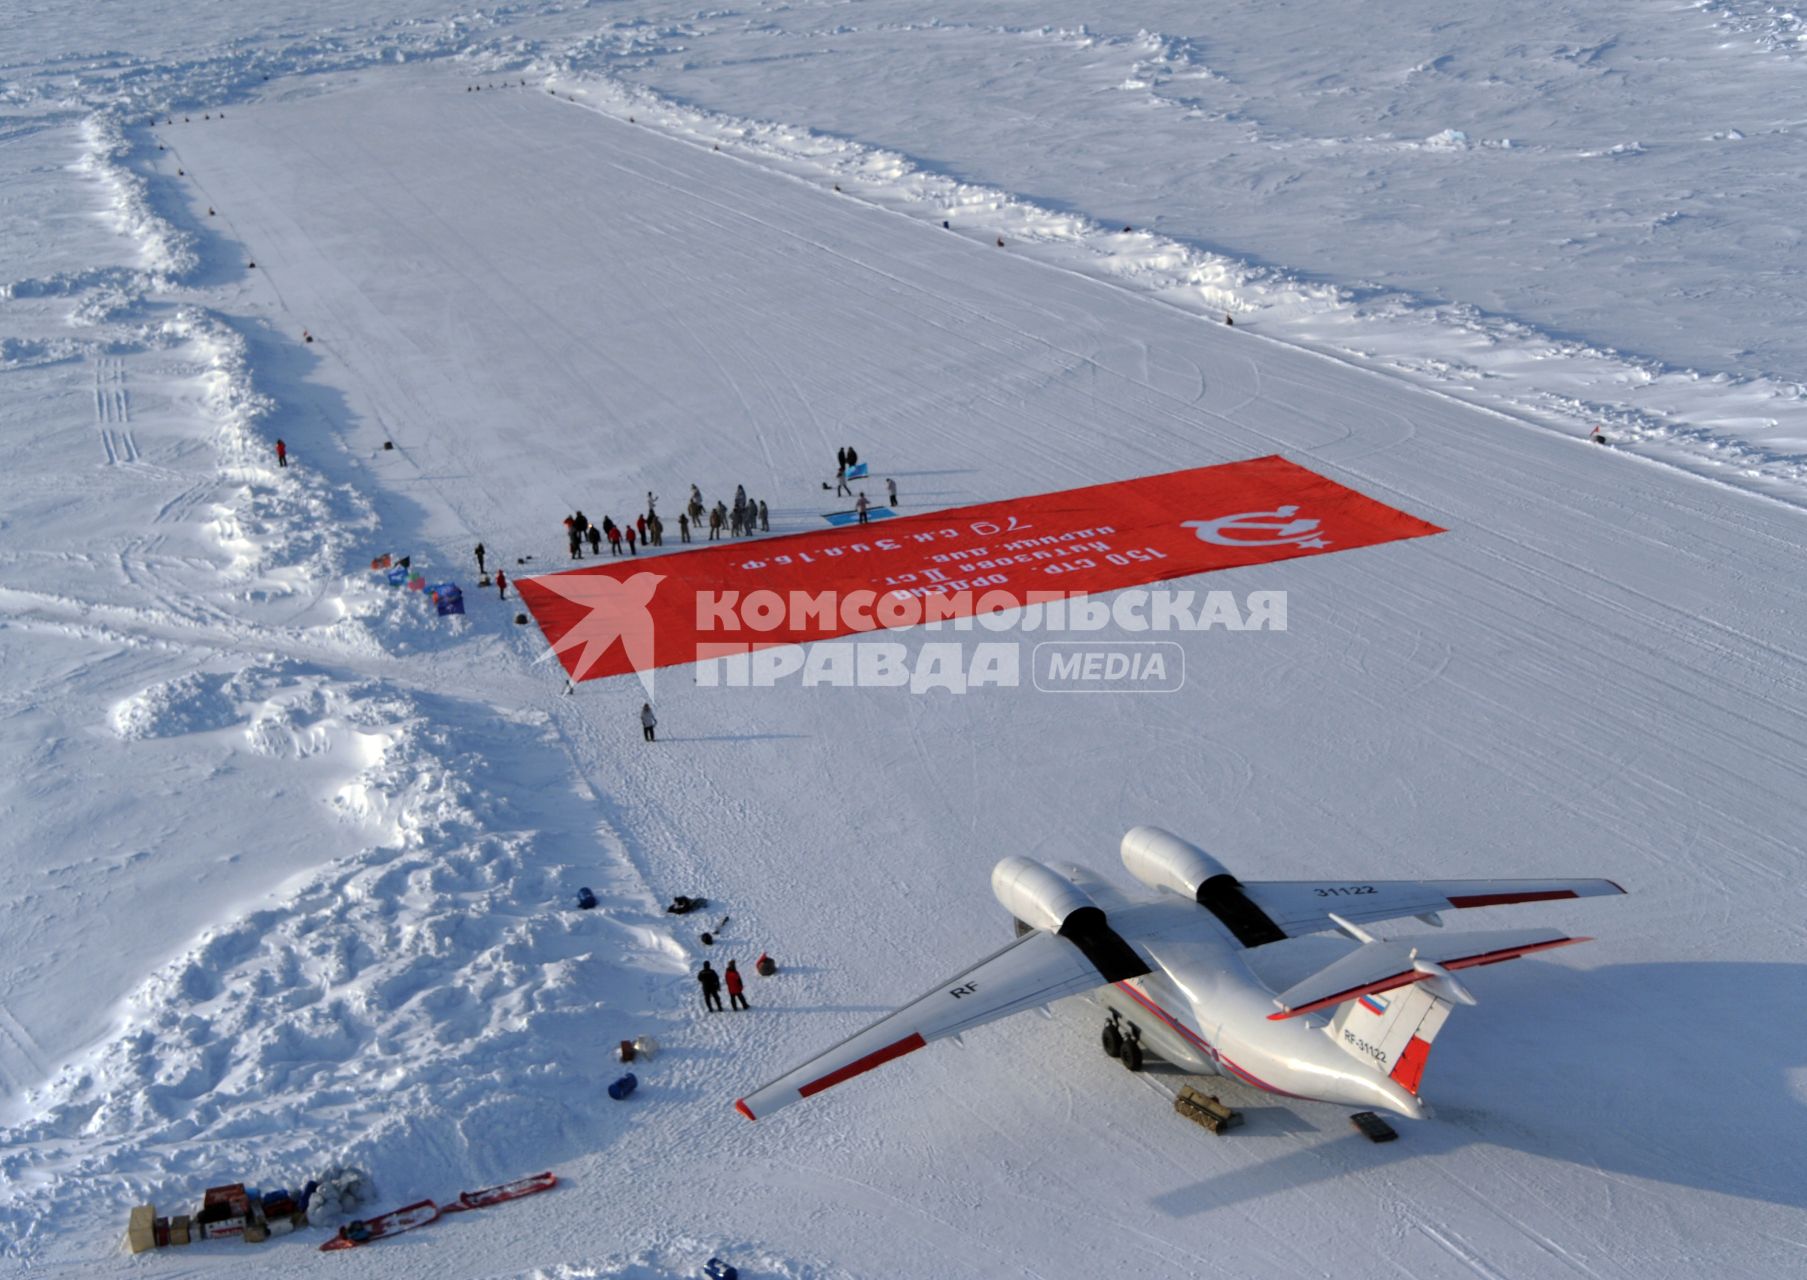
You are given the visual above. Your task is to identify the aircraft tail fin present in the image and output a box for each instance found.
[1325,983,1452,1095]
[1267,923,1589,1095]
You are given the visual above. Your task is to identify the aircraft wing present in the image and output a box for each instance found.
[1238,877,1625,938]
[736,928,1107,1121]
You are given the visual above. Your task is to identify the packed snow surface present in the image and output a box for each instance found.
[1,3,1804,1278]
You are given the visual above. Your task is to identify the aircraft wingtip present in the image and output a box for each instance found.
[734,1098,756,1121]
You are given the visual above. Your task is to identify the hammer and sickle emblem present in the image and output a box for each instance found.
[1182,505,1331,550]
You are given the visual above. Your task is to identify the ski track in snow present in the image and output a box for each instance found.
[0,6,1805,1278]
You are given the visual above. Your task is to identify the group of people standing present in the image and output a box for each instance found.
[696,959,749,1012]
[557,485,780,559]
[689,483,769,541]
[563,495,668,560]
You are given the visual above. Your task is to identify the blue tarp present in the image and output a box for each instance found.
[821,506,896,527]
[431,583,464,616]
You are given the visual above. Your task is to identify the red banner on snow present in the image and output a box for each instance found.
[516,455,1442,683]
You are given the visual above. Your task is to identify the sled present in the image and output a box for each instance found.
[320,1199,441,1251]
[321,1172,556,1250]
[441,1170,557,1214]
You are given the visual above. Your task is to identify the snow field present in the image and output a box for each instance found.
[0,6,1804,1278]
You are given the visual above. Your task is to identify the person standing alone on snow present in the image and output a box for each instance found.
[679,511,691,543]
[725,960,748,1010]
[640,702,656,742]
[758,499,769,532]
[697,961,723,1012]
[495,569,507,599]
[886,477,897,508]
[275,438,287,468]
[855,491,870,524]
[474,542,486,575]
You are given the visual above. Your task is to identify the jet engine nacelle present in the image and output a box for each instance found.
[1120,825,1231,899]
[991,855,1098,934]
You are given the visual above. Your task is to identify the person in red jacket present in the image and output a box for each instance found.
[725,960,748,1011]
[624,524,637,555]
[495,569,508,599]
[275,438,287,468]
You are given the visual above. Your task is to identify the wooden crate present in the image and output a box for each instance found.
[125,1205,156,1254]
[1174,1086,1243,1135]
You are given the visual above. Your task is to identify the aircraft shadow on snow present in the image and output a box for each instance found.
[1149,961,1807,1215]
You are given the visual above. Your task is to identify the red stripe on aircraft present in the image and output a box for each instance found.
[796,1032,927,1099]
[1446,889,1579,909]
[1113,981,1307,1100]
[734,1098,757,1121]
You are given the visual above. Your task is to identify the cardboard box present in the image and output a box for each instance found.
[126,1205,156,1254]
[170,1215,192,1246]
[202,1184,251,1216]
[200,1215,246,1239]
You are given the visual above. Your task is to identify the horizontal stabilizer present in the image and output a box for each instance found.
[1267,928,1587,1020]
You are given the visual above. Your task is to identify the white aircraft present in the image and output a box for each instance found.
[737,827,1624,1122]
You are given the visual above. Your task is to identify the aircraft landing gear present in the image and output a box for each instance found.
[1120,1029,1144,1073]
[1101,1011,1144,1072]
[1102,1017,1123,1060]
